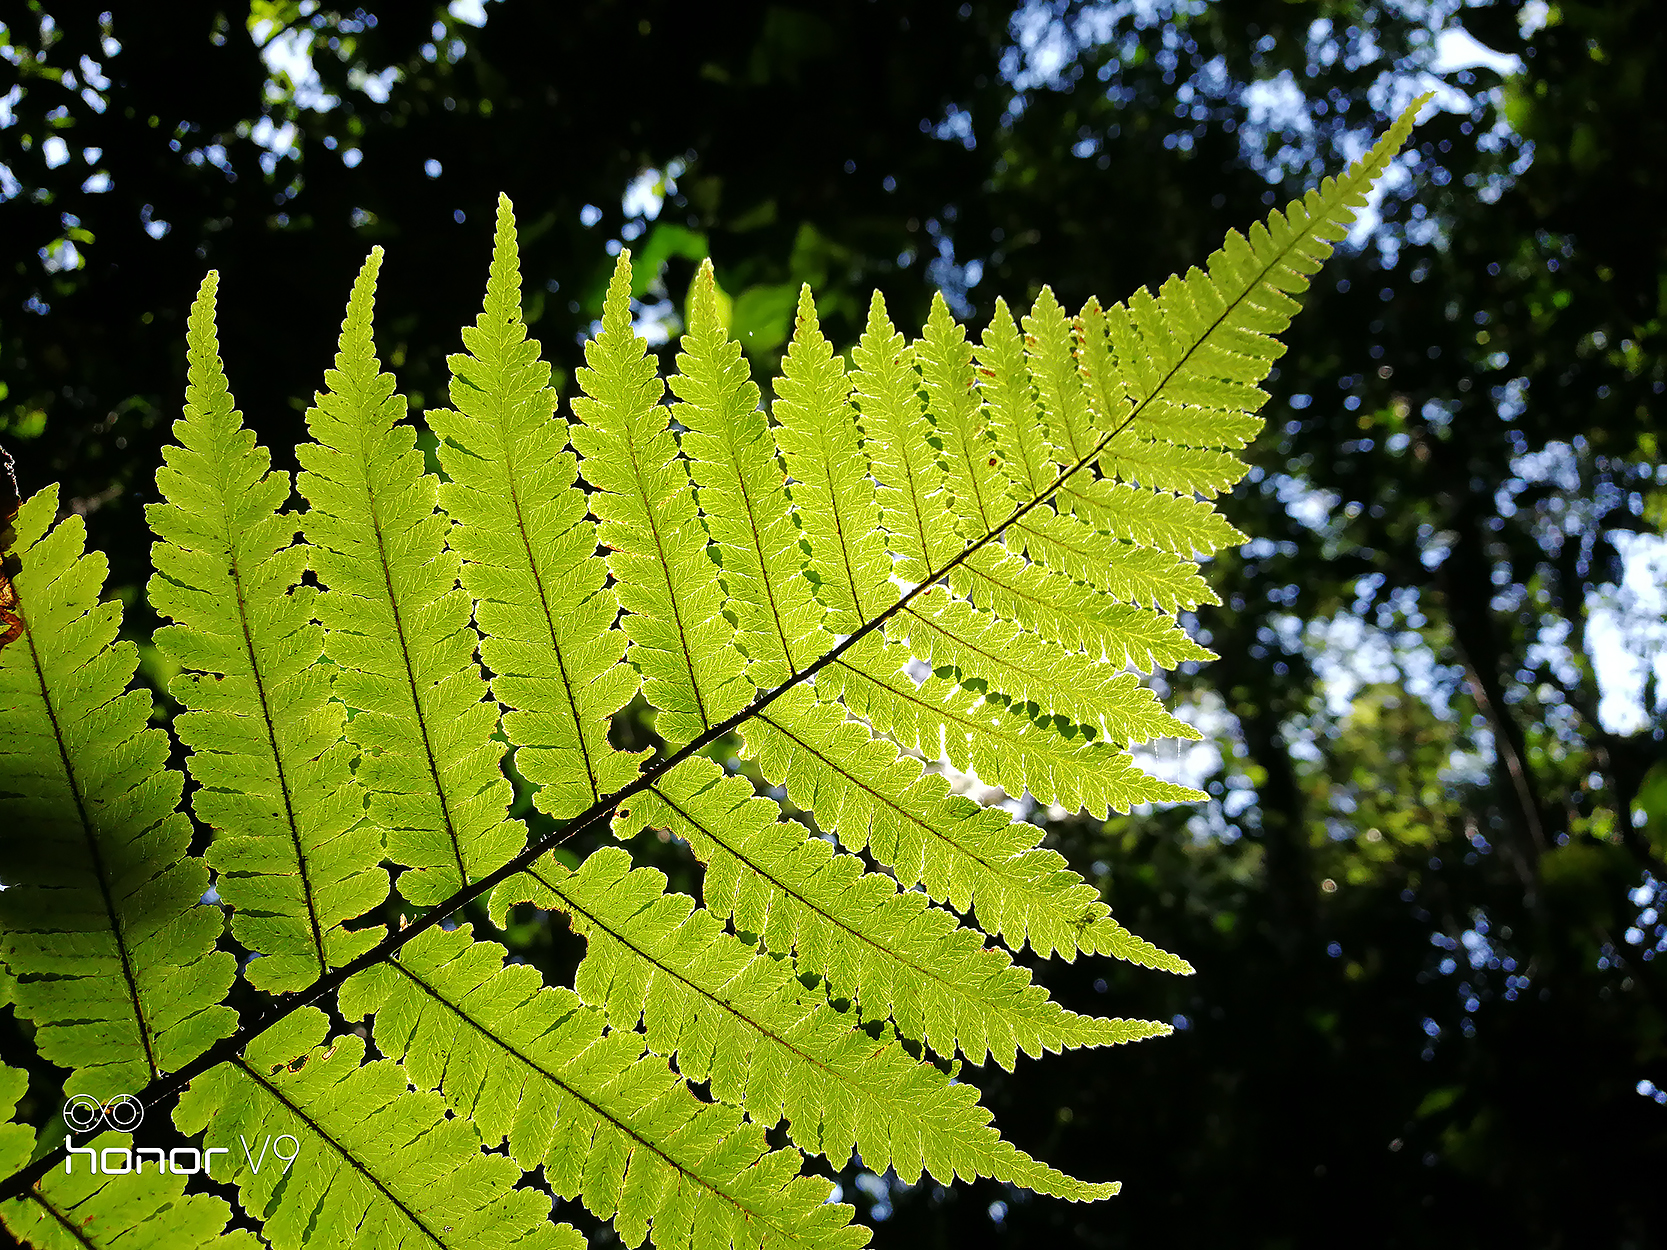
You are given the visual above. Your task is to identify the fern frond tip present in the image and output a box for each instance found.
[687,255,721,334]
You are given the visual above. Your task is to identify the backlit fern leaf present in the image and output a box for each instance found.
[339,927,865,1250]
[739,686,1193,962]
[916,293,1002,542]
[0,489,235,1097]
[147,274,388,994]
[977,298,1057,504]
[174,1011,578,1250]
[1024,286,1100,470]
[571,255,750,750]
[0,99,1427,1250]
[296,249,524,905]
[430,196,644,819]
[882,591,1197,744]
[823,635,1178,815]
[488,847,1116,1198]
[772,288,891,634]
[854,291,954,585]
[674,260,826,687]
[949,545,1213,668]
[629,756,1166,1070]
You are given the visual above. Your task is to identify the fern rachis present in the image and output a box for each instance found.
[0,100,1427,1249]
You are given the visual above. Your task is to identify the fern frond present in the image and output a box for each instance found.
[823,636,1202,816]
[1054,477,1247,556]
[296,248,523,905]
[0,1065,256,1249]
[853,291,952,585]
[0,488,235,1096]
[1023,287,1099,469]
[0,102,1433,1243]
[339,927,868,1250]
[883,592,1197,744]
[0,1155,257,1250]
[1102,435,1249,497]
[916,293,1002,542]
[489,846,1114,1197]
[430,196,644,819]
[629,758,1170,1069]
[147,273,387,994]
[1004,508,1218,612]
[1091,106,1422,493]
[740,686,1191,966]
[1117,397,1263,450]
[771,287,891,633]
[0,1067,25,1179]
[1071,294,1125,437]
[949,546,1212,670]
[674,260,827,687]
[571,253,750,750]
[975,298,1055,503]
[174,1010,576,1250]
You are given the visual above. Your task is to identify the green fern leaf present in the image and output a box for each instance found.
[1093,105,1422,495]
[772,287,891,633]
[0,1067,27,1177]
[975,298,1057,504]
[1022,287,1100,468]
[1103,435,1249,497]
[488,846,1114,1198]
[739,685,1192,964]
[0,100,1430,1248]
[1054,477,1248,556]
[882,592,1198,744]
[628,757,1170,1069]
[174,1010,578,1250]
[853,291,953,584]
[0,1065,256,1249]
[0,488,236,1095]
[1004,508,1219,611]
[430,195,644,818]
[949,546,1214,670]
[296,248,524,905]
[338,927,867,1250]
[824,635,1199,816]
[1071,294,1126,437]
[1,1156,260,1250]
[571,253,750,749]
[916,293,1003,541]
[674,260,827,687]
[1120,396,1264,450]
[147,273,388,993]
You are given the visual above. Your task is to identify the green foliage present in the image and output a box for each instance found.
[0,490,237,1099]
[149,274,388,993]
[297,250,527,907]
[0,102,1421,1248]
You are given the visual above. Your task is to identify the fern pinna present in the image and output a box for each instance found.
[0,102,1424,1248]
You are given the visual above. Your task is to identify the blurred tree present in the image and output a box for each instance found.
[1,1,1662,1246]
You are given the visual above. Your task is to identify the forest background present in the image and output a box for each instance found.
[0,0,1663,1246]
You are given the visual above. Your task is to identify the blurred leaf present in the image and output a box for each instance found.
[632,222,709,297]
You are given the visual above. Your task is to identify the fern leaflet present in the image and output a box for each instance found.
[0,489,235,1097]
[148,273,388,993]
[570,255,750,750]
[430,196,644,819]
[490,847,1117,1197]
[296,249,524,906]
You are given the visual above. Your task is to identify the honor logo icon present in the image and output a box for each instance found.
[59,1092,295,1178]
